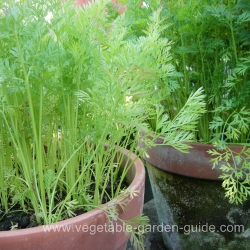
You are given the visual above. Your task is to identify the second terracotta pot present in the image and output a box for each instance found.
[140,136,250,250]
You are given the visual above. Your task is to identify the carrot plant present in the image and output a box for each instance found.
[0,1,206,247]
[158,0,250,204]
[160,0,250,142]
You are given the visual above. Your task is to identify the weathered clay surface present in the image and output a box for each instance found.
[147,163,250,250]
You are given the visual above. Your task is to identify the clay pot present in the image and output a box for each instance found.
[0,148,145,250]
[140,135,250,250]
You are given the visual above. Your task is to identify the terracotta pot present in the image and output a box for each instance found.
[0,148,145,250]
[141,136,246,180]
[140,136,250,250]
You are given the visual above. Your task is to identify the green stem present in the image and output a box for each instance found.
[14,26,46,223]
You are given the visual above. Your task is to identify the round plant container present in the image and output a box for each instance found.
[141,135,250,250]
[0,148,145,250]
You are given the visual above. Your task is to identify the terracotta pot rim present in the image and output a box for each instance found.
[140,134,247,180]
[0,147,145,237]
[153,135,246,149]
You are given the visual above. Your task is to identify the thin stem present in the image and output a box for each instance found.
[14,24,46,223]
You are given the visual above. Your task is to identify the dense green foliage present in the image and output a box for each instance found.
[160,0,250,144]
[0,1,205,243]
[159,0,250,204]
